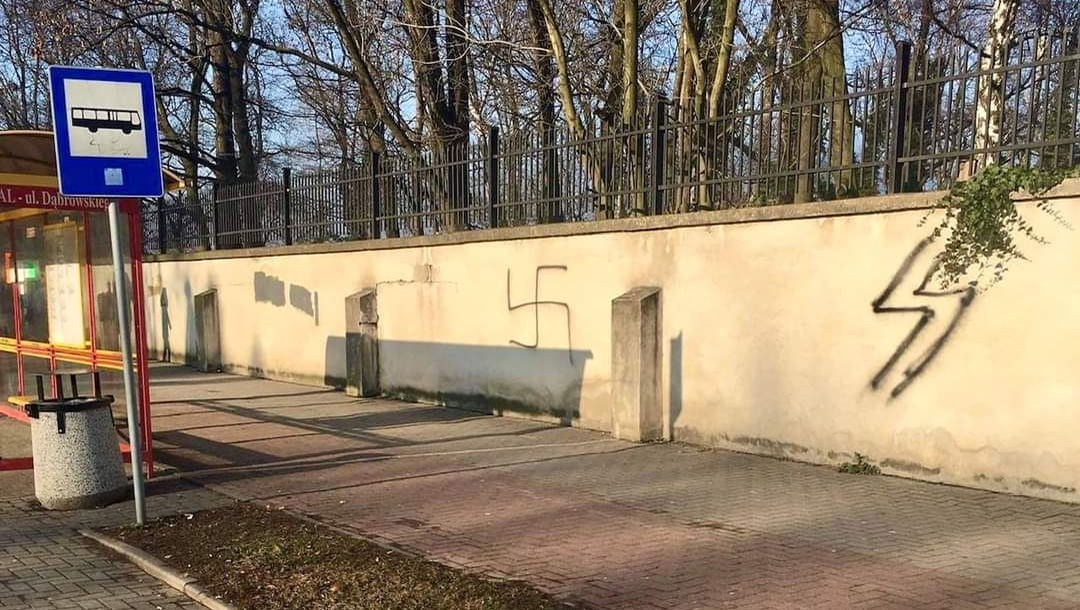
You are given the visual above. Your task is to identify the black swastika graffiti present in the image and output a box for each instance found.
[506,265,574,364]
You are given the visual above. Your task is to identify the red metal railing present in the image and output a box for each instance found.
[0,198,154,478]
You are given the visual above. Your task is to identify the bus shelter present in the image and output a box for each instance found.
[0,130,180,477]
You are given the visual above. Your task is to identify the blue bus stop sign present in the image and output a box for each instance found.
[48,66,163,198]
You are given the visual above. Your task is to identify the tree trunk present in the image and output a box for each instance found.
[225,43,262,246]
[752,3,779,204]
[446,0,471,227]
[792,0,850,202]
[974,0,1017,171]
[324,0,420,160]
[675,0,707,209]
[622,0,638,126]
[706,0,739,119]
[207,23,240,247]
[526,0,562,222]
[228,47,257,183]
[401,0,470,230]
[530,0,608,219]
[673,30,691,213]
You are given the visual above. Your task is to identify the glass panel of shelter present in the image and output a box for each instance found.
[0,208,136,410]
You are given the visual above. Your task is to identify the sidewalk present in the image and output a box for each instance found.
[1,383,232,609]
[149,364,1080,610]
[0,478,229,609]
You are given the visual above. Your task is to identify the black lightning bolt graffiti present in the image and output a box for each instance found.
[506,265,574,364]
[871,237,976,398]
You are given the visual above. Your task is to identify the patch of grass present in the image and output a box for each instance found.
[838,453,881,476]
[104,503,575,610]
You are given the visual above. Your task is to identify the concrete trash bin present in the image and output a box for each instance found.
[25,375,129,510]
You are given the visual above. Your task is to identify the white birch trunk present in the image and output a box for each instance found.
[973,0,1017,171]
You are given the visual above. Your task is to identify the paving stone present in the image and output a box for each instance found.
[142,364,1080,609]
[0,477,228,610]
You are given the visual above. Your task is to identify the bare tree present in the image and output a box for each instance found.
[973,0,1017,169]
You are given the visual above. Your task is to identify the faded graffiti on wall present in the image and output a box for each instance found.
[506,265,575,364]
[871,237,976,398]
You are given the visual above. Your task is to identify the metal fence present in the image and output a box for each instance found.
[144,30,1080,255]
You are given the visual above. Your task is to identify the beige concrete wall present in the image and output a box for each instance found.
[143,181,1080,502]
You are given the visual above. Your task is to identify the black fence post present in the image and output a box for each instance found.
[889,40,913,193]
[282,167,293,245]
[369,151,381,239]
[487,126,499,229]
[543,126,561,223]
[210,182,220,250]
[157,199,166,253]
[650,96,667,215]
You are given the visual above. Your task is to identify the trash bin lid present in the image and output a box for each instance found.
[25,396,114,434]
[26,396,114,413]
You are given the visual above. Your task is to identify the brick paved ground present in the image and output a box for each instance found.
[0,477,230,609]
[147,363,1080,610]
[0,418,34,500]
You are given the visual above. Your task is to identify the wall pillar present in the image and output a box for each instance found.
[611,287,662,441]
[193,289,221,373]
[346,289,379,397]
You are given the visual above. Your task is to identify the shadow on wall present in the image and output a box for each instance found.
[183,278,196,364]
[670,331,683,438]
[254,271,319,325]
[179,272,219,367]
[324,335,345,389]
[254,271,286,306]
[290,284,319,325]
[95,280,119,351]
[160,287,172,362]
[378,340,593,426]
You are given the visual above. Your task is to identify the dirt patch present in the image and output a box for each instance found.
[104,502,577,610]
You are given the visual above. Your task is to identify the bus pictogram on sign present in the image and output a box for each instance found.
[71,107,143,135]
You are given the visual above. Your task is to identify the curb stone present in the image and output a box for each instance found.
[79,528,238,610]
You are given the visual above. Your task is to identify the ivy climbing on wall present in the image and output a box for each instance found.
[924,165,1077,291]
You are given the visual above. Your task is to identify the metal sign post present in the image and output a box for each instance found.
[107,201,146,525]
[49,65,164,525]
